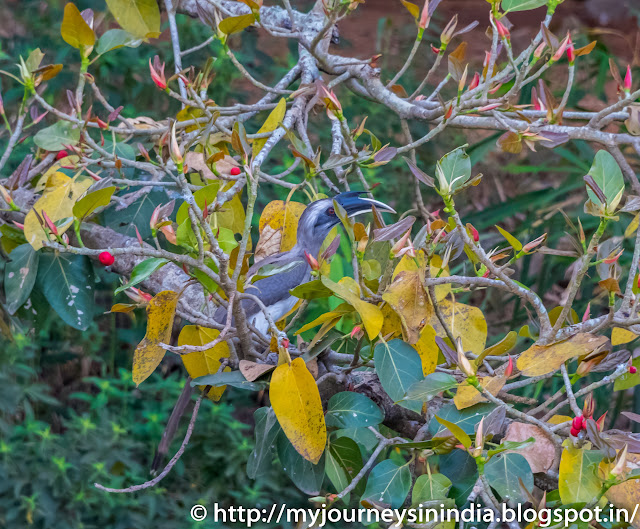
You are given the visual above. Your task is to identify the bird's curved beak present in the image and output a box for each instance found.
[335,191,396,218]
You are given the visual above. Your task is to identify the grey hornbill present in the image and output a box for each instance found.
[215,190,396,335]
[152,191,395,472]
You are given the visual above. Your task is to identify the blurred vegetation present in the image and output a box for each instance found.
[1,0,640,526]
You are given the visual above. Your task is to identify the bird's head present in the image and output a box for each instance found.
[296,191,395,255]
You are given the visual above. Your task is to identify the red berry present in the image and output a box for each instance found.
[570,427,580,437]
[230,167,241,176]
[56,150,69,160]
[572,416,584,430]
[99,251,115,266]
[630,366,637,374]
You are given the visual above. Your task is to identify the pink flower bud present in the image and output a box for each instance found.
[468,72,480,91]
[566,37,575,63]
[522,233,547,253]
[603,249,623,264]
[477,103,501,112]
[149,56,167,90]
[467,223,479,242]
[625,65,633,92]
[582,302,591,322]
[504,355,514,377]
[42,211,58,236]
[418,0,430,30]
[304,250,320,271]
[350,325,362,339]
[534,42,546,59]
[493,16,510,40]
[552,34,570,62]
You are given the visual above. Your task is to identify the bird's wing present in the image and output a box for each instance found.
[214,259,310,324]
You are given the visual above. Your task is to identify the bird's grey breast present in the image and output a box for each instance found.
[214,259,311,335]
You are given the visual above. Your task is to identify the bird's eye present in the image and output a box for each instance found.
[326,207,335,216]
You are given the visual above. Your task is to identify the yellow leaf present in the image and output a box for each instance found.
[270,357,326,463]
[295,303,354,335]
[392,251,450,302]
[612,327,639,346]
[558,441,604,504]
[24,172,92,250]
[413,324,439,376]
[383,269,433,344]
[253,98,287,157]
[105,0,161,38]
[516,333,610,377]
[321,276,383,340]
[625,213,640,238]
[132,290,180,386]
[496,225,523,251]
[606,453,640,527]
[61,3,96,50]
[73,186,116,220]
[179,325,230,401]
[453,375,506,410]
[400,0,420,19]
[218,13,255,36]
[380,302,403,340]
[476,331,517,365]
[255,200,306,260]
[547,415,572,425]
[429,298,487,356]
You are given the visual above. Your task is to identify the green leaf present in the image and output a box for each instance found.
[484,452,533,503]
[496,225,523,251]
[439,450,478,506]
[36,252,94,330]
[435,146,471,194]
[501,0,548,12]
[105,0,161,38]
[374,339,424,413]
[326,392,383,429]
[218,13,255,35]
[412,472,452,505]
[247,407,281,479]
[435,415,472,449]
[114,257,169,294]
[362,459,411,508]
[251,259,303,283]
[428,402,496,436]
[404,372,458,402]
[103,190,165,240]
[73,186,116,220]
[334,427,379,452]
[61,3,96,50]
[615,357,640,390]
[289,279,333,300]
[586,150,625,211]
[326,436,363,502]
[95,28,142,54]
[276,433,325,495]
[487,437,535,458]
[5,244,39,315]
[191,370,268,391]
[34,121,81,151]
